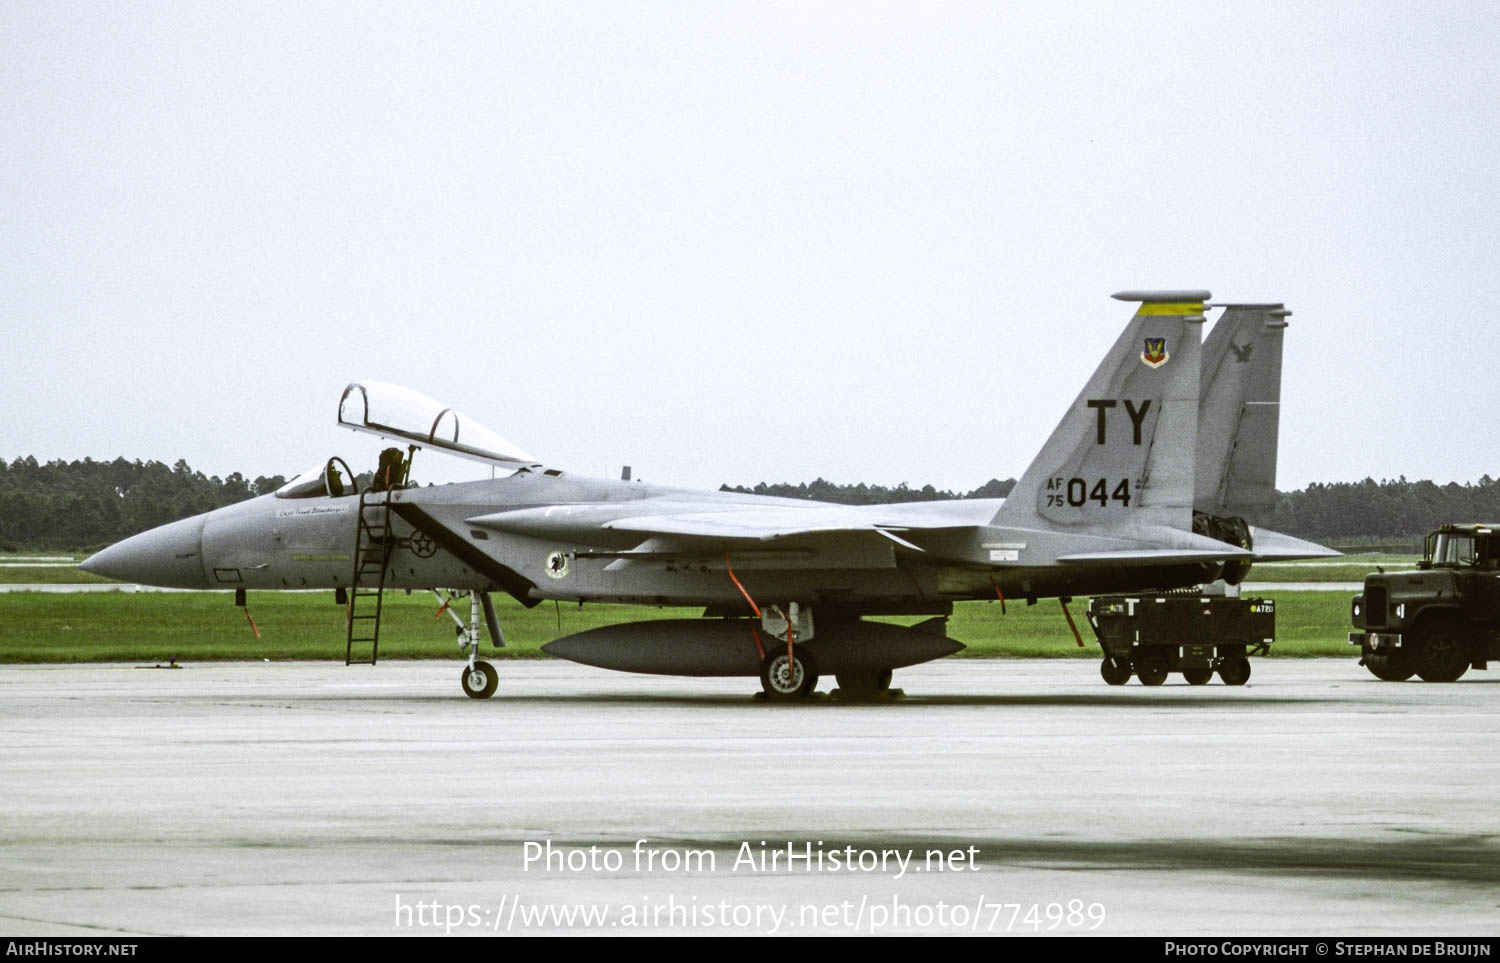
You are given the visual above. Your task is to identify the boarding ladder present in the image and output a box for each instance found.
[346,489,395,665]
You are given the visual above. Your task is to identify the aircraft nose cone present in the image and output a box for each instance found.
[80,515,209,588]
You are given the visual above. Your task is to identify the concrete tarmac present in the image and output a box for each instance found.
[0,659,1496,936]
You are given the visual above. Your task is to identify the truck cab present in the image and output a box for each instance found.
[1350,523,1500,681]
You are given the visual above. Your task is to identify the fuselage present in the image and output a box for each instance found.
[82,468,1223,613]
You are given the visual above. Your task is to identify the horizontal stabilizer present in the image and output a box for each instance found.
[1247,527,1342,561]
[1057,547,1254,566]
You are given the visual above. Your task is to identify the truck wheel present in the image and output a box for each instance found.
[1100,657,1131,686]
[1218,656,1251,686]
[1365,651,1415,682]
[1414,629,1469,683]
[1136,656,1168,686]
[1182,667,1213,685]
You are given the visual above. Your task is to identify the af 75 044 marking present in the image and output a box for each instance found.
[1045,477,1131,508]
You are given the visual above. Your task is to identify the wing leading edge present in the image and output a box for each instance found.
[467,502,981,547]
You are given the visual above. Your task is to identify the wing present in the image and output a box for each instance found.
[467,500,988,551]
[605,508,933,549]
[1059,528,1339,565]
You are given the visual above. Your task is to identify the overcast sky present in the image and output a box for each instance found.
[3,2,1496,494]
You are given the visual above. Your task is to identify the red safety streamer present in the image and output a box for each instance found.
[724,553,761,617]
[727,553,767,659]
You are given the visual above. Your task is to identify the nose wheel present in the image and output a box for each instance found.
[462,660,498,699]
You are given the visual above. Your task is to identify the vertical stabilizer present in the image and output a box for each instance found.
[1196,303,1288,524]
[993,291,1208,532]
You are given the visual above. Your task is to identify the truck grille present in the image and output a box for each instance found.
[1364,585,1388,628]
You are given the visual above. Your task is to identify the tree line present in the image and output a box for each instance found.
[719,477,1017,505]
[1258,476,1500,545]
[0,456,287,551]
[1,456,1496,551]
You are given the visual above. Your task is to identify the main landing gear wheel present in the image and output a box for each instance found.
[835,668,893,701]
[1414,629,1469,683]
[1182,667,1214,686]
[761,650,818,700]
[1100,657,1132,686]
[462,660,498,699]
[1217,656,1251,686]
[1365,651,1416,682]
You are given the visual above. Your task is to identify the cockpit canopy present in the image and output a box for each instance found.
[276,457,359,499]
[337,382,538,468]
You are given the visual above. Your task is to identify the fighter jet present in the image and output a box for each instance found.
[82,290,1329,699]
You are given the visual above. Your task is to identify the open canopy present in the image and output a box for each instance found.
[337,382,539,468]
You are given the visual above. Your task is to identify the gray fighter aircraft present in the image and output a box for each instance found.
[82,290,1334,699]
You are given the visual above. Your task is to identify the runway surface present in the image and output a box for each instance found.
[1,659,1496,936]
[0,580,1363,593]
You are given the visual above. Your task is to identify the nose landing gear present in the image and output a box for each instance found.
[437,589,504,699]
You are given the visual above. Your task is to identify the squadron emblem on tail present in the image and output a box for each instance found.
[1141,337,1169,368]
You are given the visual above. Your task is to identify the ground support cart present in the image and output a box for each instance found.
[1086,593,1275,686]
